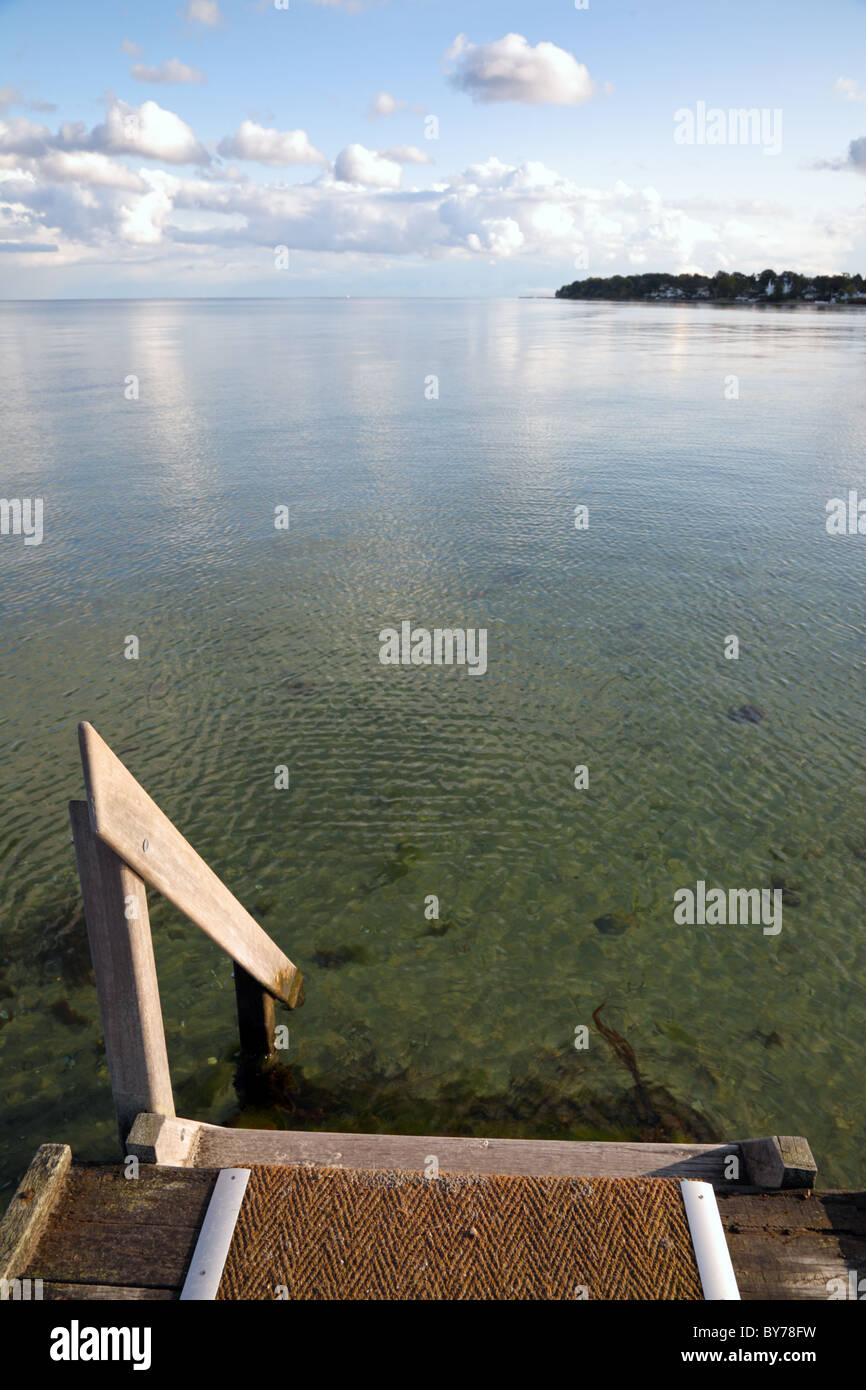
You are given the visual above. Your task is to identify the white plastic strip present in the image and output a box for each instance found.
[180,1167,250,1301]
[680,1179,741,1301]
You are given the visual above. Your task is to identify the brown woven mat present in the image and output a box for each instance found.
[215,1166,702,1300]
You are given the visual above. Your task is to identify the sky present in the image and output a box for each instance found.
[1,0,866,296]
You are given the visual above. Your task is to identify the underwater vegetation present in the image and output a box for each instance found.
[1,893,93,989]
[727,703,766,724]
[226,999,716,1148]
[362,840,426,894]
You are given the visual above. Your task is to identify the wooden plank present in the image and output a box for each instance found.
[126,1114,201,1167]
[21,1163,216,1291]
[41,1282,176,1301]
[70,800,175,1142]
[718,1191,866,1301]
[46,1165,216,1230]
[78,723,303,1008]
[187,1119,745,1185]
[234,964,276,1061]
[725,1231,855,1301]
[740,1135,817,1189]
[17,1159,864,1302]
[25,1222,197,1288]
[0,1144,71,1281]
[718,1191,866,1234]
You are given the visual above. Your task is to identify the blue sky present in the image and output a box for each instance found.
[2,0,866,295]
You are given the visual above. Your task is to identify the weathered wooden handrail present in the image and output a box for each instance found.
[71,722,303,1143]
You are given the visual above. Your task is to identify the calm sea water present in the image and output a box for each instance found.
[1,298,864,1191]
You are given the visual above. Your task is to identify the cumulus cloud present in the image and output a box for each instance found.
[848,136,866,168]
[380,145,433,165]
[121,38,144,57]
[814,135,866,172]
[834,77,866,102]
[334,143,403,187]
[184,0,223,26]
[94,99,209,163]
[37,151,147,190]
[368,91,405,118]
[446,32,594,106]
[0,98,210,165]
[131,58,206,85]
[217,120,326,165]
[2,109,858,281]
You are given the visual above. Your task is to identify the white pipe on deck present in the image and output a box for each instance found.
[680,1179,741,1301]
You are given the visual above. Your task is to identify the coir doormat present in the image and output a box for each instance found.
[215,1165,703,1300]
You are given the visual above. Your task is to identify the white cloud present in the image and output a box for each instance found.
[380,145,432,165]
[184,0,223,26]
[121,38,144,57]
[0,116,57,157]
[446,32,594,106]
[217,120,326,165]
[0,99,210,165]
[368,91,405,118]
[131,59,206,86]
[834,76,866,103]
[38,151,146,190]
[2,118,859,282]
[94,99,209,163]
[334,143,403,187]
[118,171,176,244]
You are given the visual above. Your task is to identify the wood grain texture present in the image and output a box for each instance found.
[14,1159,865,1302]
[21,1164,217,1292]
[740,1135,817,1190]
[78,722,303,1007]
[189,1121,745,1185]
[125,1114,202,1167]
[41,1282,176,1301]
[70,800,175,1141]
[0,1144,71,1281]
[718,1190,866,1301]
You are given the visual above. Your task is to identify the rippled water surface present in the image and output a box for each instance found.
[1,298,864,1190]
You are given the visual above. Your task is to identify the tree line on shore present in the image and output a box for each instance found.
[555,269,865,302]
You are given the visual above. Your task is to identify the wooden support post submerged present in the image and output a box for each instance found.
[70,800,175,1143]
[233,964,277,1062]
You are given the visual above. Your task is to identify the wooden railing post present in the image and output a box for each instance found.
[69,801,175,1144]
[77,722,304,1009]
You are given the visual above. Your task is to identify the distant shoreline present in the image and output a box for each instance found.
[554,269,866,308]
[530,296,866,309]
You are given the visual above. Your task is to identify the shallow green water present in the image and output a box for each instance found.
[1,298,864,1190]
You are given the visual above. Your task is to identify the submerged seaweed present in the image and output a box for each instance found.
[311,945,371,969]
[2,894,93,988]
[227,1021,716,1147]
[363,840,426,894]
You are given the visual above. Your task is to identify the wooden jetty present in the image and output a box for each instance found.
[1,724,863,1300]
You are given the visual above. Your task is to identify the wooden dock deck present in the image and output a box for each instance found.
[2,1129,864,1301]
[3,725,860,1303]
